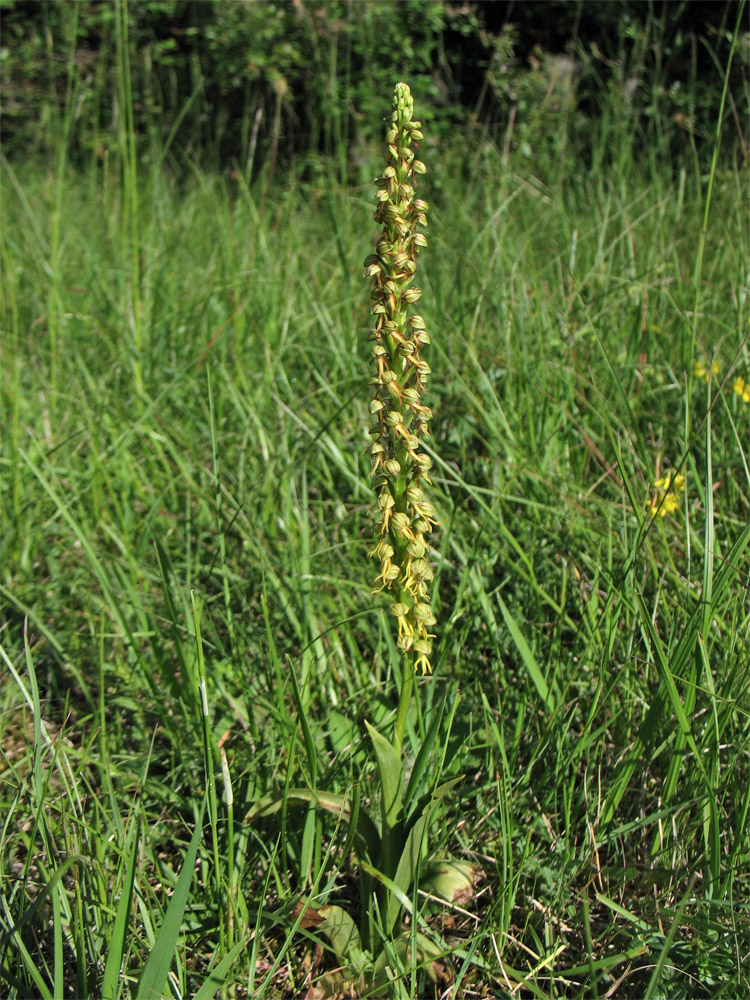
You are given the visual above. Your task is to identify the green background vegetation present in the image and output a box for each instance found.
[2,0,746,175]
[1,1,749,997]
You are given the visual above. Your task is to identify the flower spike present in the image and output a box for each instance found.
[365,83,437,674]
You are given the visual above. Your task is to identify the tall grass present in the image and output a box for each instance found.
[2,24,749,999]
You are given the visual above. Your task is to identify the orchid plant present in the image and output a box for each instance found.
[247,84,473,995]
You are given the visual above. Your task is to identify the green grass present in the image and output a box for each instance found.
[2,93,750,997]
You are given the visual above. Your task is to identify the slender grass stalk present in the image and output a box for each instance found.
[207,367,235,646]
[685,0,745,375]
[47,2,79,400]
[0,234,22,571]
[115,0,143,394]
[365,83,437,748]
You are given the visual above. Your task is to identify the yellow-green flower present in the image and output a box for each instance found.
[733,375,750,404]
[365,83,437,673]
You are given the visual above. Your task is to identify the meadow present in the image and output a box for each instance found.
[2,40,750,1000]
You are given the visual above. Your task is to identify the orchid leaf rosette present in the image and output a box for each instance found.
[365,82,437,676]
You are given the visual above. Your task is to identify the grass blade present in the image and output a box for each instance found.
[135,801,205,1000]
[497,594,556,713]
[101,819,140,1000]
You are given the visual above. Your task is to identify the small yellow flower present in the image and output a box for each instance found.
[647,470,684,519]
[733,376,750,404]
[694,359,719,382]
[647,492,680,518]
[653,472,685,493]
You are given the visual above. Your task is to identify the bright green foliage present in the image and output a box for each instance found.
[245,693,469,988]
[2,15,750,998]
[2,1,744,176]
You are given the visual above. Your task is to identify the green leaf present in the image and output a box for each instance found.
[635,591,709,783]
[101,819,140,1000]
[317,904,363,967]
[421,859,477,903]
[135,800,205,1000]
[497,594,556,713]
[0,857,86,1000]
[366,721,405,898]
[404,775,462,838]
[389,812,429,934]
[193,938,250,1000]
[365,721,404,831]
[403,684,451,806]
[245,787,381,863]
[372,931,443,992]
[287,656,317,785]
[389,779,463,934]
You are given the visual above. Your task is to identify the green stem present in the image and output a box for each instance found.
[686,0,744,375]
[393,651,414,753]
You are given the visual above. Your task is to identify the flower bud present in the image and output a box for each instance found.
[413,603,436,624]
[407,538,426,558]
[411,558,432,579]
